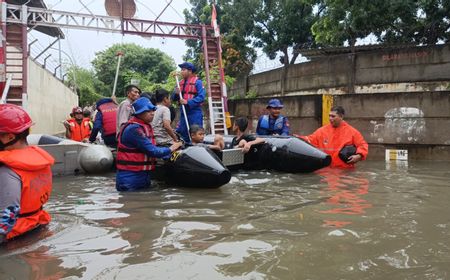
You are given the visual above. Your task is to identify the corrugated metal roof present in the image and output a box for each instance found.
[7,0,65,38]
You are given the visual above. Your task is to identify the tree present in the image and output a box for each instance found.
[311,0,397,48]
[183,0,257,77]
[64,65,109,107]
[252,0,316,65]
[92,43,176,96]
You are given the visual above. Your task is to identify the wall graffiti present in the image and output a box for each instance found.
[370,107,426,143]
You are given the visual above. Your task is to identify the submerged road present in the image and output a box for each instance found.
[1,161,450,279]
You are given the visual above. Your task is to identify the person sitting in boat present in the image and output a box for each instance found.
[0,104,55,244]
[299,106,368,168]
[89,98,118,148]
[172,62,206,143]
[63,106,92,142]
[116,84,141,135]
[151,89,179,146]
[256,98,290,136]
[189,125,224,151]
[232,117,266,153]
[116,97,182,191]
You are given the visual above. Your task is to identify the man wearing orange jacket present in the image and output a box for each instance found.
[0,104,54,243]
[64,106,91,142]
[300,106,368,168]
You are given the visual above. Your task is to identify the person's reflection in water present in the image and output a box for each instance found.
[316,168,372,228]
[101,191,168,265]
[1,230,84,279]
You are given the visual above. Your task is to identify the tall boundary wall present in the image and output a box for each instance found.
[27,58,78,135]
[228,44,450,160]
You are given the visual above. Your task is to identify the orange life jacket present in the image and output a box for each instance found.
[179,76,199,100]
[68,118,91,142]
[116,117,156,171]
[0,146,54,240]
[302,121,369,168]
[98,101,118,136]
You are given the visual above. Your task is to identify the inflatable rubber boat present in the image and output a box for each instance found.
[204,135,331,173]
[153,146,231,188]
[28,134,231,188]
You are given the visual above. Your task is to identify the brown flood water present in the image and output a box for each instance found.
[1,160,450,279]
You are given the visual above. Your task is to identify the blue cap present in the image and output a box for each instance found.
[132,97,157,115]
[267,98,283,109]
[178,62,197,73]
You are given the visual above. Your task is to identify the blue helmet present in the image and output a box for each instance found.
[267,98,284,109]
[178,62,197,73]
[132,97,157,115]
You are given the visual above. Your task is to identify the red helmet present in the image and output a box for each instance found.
[72,106,83,114]
[0,104,34,134]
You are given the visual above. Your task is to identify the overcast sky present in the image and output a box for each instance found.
[29,0,191,73]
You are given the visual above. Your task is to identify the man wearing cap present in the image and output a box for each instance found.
[116,97,182,191]
[64,106,92,142]
[256,98,290,136]
[172,62,206,143]
[0,104,54,243]
[300,106,368,168]
[116,84,141,135]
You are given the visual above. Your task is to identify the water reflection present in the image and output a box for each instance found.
[316,168,372,228]
[1,162,450,279]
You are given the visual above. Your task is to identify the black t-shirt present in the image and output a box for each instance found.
[231,134,256,147]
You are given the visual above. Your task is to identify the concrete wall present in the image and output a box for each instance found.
[27,59,78,134]
[230,44,450,97]
[228,44,450,160]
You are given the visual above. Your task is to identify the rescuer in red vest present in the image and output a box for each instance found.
[116,97,182,191]
[172,62,206,143]
[63,106,91,142]
[0,104,55,244]
[89,98,118,147]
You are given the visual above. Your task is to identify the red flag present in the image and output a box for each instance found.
[211,4,220,37]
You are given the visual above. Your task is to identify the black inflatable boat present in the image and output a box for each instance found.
[153,145,232,188]
[204,135,331,173]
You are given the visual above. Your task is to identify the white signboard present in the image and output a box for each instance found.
[385,149,408,161]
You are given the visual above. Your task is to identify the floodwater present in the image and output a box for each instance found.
[1,161,450,279]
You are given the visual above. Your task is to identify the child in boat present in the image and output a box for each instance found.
[232,117,265,153]
[189,125,224,151]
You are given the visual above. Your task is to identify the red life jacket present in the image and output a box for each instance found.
[116,117,156,171]
[68,118,91,142]
[0,146,54,240]
[98,101,118,137]
[179,76,199,100]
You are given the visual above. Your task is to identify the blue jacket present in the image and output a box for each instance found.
[256,115,290,136]
[172,78,206,115]
[116,123,171,191]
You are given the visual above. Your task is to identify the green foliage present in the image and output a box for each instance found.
[64,65,108,107]
[184,0,257,77]
[92,43,176,97]
[312,0,450,47]
[245,89,258,99]
[252,0,316,64]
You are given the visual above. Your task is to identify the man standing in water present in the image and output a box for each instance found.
[172,62,206,143]
[116,97,182,191]
[116,84,141,134]
[256,99,290,136]
[0,104,54,243]
[300,106,368,168]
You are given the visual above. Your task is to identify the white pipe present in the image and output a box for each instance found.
[175,75,191,142]
[0,74,13,104]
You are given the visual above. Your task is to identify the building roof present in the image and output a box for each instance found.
[7,0,65,38]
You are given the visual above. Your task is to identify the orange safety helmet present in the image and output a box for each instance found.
[0,104,34,134]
